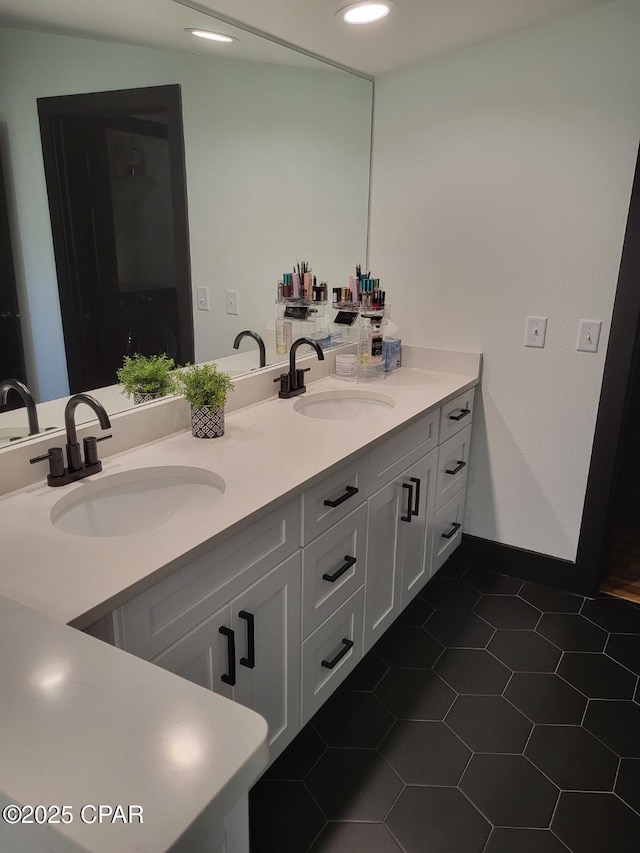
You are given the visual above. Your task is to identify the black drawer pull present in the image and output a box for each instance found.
[321,638,354,670]
[441,522,461,540]
[401,481,414,522]
[324,485,359,508]
[445,460,467,476]
[449,408,471,421]
[239,610,255,669]
[410,477,421,516]
[219,626,236,685]
[323,555,357,583]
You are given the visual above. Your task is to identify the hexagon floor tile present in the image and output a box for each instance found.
[536,613,608,652]
[380,720,471,785]
[446,694,532,753]
[306,748,402,822]
[557,652,637,700]
[460,754,559,828]
[524,725,618,791]
[386,787,490,853]
[488,628,562,672]
[249,574,640,852]
[552,791,640,853]
[504,673,588,724]
[474,595,542,630]
[375,667,456,720]
[435,648,511,695]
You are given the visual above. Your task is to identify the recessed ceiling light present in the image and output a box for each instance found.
[338,1,396,25]
[184,28,236,43]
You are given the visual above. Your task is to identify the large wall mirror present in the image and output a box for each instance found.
[0,0,373,445]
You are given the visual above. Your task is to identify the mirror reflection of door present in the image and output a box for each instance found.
[0,146,27,411]
[38,84,194,393]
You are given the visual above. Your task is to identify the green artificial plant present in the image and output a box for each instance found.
[177,362,235,410]
[116,353,178,398]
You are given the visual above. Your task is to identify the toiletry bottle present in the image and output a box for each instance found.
[284,320,293,351]
[358,318,371,366]
[276,317,287,355]
[370,319,383,366]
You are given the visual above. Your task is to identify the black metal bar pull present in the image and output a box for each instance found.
[410,477,421,516]
[239,610,255,669]
[324,485,359,508]
[321,638,354,670]
[323,555,357,583]
[441,522,462,540]
[449,408,471,421]
[401,482,414,522]
[219,626,236,685]
[445,460,467,476]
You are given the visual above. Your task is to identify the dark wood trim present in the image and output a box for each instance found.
[461,535,582,594]
[574,140,640,596]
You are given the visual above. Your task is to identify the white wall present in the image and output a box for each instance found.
[370,0,640,561]
[0,29,371,401]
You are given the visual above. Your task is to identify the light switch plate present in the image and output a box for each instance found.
[525,316,547,348]
[226,290,239,316]
[196,287,209,311]
[576,320,602,353]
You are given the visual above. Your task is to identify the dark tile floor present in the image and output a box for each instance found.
[248,556,640,852]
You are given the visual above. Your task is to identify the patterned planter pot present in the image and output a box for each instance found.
[191,405,225,439]
[133,391,163,405]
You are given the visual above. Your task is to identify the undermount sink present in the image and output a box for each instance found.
[50,466,225,537]
[293,390,396,420]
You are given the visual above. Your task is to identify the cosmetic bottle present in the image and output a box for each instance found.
[284,320,293,351]
[276,317,287,355]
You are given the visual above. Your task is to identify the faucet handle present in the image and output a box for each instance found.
[274,373,292,396]
[83,434,112,467]
[29,447,65,480]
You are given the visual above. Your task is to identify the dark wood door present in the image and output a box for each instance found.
[0,148,27,410]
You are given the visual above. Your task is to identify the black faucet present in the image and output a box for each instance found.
[0,378,40,435]
[30,393,112,487]
[233,330,267,368]
[274,337,325,399]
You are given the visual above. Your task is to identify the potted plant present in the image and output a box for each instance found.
[177,362,235,438]
[117,353,178,405]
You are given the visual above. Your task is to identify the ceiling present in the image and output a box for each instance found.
[0,0,615,77]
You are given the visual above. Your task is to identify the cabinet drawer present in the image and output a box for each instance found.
[301,456,367,545]
[301,586,364,725]
[368,409,439,493]
[121,498,300,659]
[432,489,466,574]
[440,387,475,443]
[435,424,472,511]
[302,503,367,640]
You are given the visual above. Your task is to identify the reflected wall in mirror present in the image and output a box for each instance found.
[0,9,372,444]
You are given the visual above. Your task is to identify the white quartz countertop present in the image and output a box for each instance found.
[0,594,268,853]
[0,366,478,628]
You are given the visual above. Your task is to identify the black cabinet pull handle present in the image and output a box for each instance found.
[449,408,471,421]
[239,610,255,669]
[441,522,461,540]
[219,626,236,685]
[401,482,414,522]
[323,555,357,583]
[410,477,421,516]
[445,460,467,476]
[321,638,354,669]
[324,485,359,508]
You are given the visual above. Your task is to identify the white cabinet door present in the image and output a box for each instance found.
[364,477,404,654]
[231,552,301,763]
[151,603,233,700]
[399,448,437,609]
[364,450,437,653]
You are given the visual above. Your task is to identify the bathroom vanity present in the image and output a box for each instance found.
[0,346,480,852]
